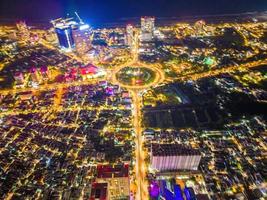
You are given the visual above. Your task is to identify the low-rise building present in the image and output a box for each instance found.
[96,164,130,200]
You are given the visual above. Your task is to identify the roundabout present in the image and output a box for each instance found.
[116,67,155,86]
[111,62,165,90]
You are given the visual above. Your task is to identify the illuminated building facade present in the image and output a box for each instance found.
[159,180,184,200]
[40,66,50,80]
[151,144,201,171]
[194,20,206,36]
[13,72,24,87]
[55,26,75,51]
[52,16,91,53]
[140,16,155,42]
[73,24,92,55]
[125,24,134,46]
[96,164,130,200]
[16,21,30,41]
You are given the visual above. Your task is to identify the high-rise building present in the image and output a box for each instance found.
[73,24,92,55]
[51,16,92,53]
[141,17,155,33]
[140,16,155,42]
[16,21,30,41]
[194,20,206,36]
[55,25,75,51]
[151,143,201,171]
[125,24,134,46]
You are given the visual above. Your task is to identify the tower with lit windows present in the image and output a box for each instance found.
[54,26,75,51]
[72,24,92,55]
[125,24,134,46]
[140,16,155,42]
[51,13,92,53]
[151,143,201,171]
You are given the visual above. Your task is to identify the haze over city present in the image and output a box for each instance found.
[1,0,267,25]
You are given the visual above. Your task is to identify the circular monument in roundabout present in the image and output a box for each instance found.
[113,64,164,90]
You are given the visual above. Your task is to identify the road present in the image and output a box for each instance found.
[117,30,151,200]
[106,30,151,200]
[0,76,106,95]
[132,91,149,200]
[177,60,267,82]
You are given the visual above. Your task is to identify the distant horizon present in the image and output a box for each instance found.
[0,10,266,28]
[0,0,266,27]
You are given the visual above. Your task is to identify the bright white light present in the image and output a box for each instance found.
[60,46,73,52]
[32,82,39,88]
[97,71,106,76]
[64,29,72,49]
[79,24,90,30]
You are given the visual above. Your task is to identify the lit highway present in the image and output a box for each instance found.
[177,60,267,82]
[132,91,149,200]
[108,30,152,200]
[0,76,106,95]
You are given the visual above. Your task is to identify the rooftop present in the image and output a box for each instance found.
[152,143,201,156]
[90,182,108,200]
[97,164,129,178]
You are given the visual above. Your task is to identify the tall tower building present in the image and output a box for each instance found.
[125,24,134,47]
[51,18,77,51]
[51,15,91,53]
[55,25,75,51]
[72,24,92,55]
[140,16,155,42]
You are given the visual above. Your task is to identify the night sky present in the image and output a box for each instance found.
[0,0,266,25]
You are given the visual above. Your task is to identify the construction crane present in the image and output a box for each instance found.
[75,12,84,24]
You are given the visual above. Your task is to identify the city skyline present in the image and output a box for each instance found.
[0,0,267,25]
[0,2,267,200]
